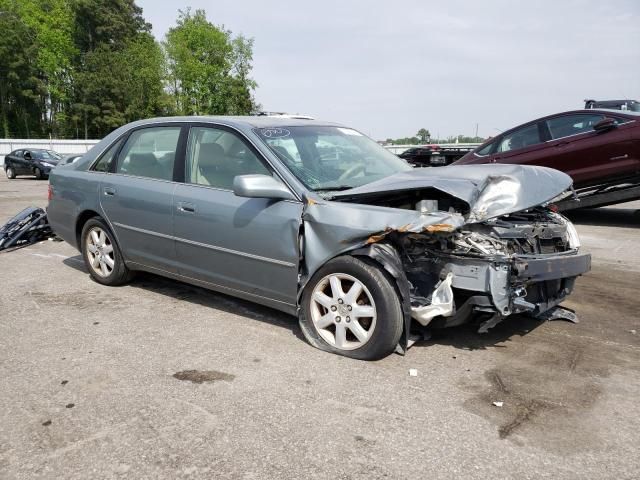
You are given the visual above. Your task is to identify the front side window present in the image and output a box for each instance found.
[186,126,270,189]
[497,124,541,153]
[545,114,604,140]
[116,127,181,180]
[475,141,495,156]
[255,126,412,192]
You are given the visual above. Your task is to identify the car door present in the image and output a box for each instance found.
[488,122,552,167]
[15,150,30,174]
[542,113,636,185]
[99,124,186,273]
[173,125,303,306]
[23,150,37,174]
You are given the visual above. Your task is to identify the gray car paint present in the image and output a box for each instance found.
[47,116,583,321]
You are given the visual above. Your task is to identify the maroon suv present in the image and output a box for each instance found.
[453,109,640,188]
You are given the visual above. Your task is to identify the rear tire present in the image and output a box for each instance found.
[81,217,133,286]
[299,256,403,360]
[5,166,16,179]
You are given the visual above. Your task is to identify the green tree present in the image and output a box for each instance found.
[16,0,77,137]
[0,2,39,137]
[70,0,167,138]
[72,0,150,52]
[165,9,257,116]
[416,128,431,142]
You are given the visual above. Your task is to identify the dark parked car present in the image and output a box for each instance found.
[4,149,62,179]
[585,99,639,112]
[399,145,476,167]
[454,109,640,188]
[47,117,589,360]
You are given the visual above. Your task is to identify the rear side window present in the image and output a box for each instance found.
[116,127,181,180]
[545,114,604,139]
[497,124,541,153]
[92,139,123,172]
[12,150,23,157]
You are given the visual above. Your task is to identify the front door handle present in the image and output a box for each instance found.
[609,154,629,161]
[178,202,196,213]
[103,187,116,196]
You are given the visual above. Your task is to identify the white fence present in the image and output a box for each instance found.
[0,139,100,165]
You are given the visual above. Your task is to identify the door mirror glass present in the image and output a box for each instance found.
[233,174,296,201]
[593,117,617,133]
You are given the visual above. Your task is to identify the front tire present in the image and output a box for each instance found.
[34,167,43,180]
[299,256,403,360]
[5,166,16,179]
[81,217,133,286]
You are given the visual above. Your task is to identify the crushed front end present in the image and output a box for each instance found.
[398,208,591,331]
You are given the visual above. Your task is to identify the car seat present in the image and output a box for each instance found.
[196,143,238,189]
[127,153,165,179]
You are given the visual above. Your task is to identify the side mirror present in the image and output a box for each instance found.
[593,117,617,133]
[233,174,296,201]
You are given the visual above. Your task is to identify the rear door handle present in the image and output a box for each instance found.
[103,187,116,196]
[178,202,196,213]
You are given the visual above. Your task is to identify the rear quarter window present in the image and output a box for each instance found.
[92,139,124,172]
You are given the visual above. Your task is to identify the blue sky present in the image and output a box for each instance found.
[137,0,640,139]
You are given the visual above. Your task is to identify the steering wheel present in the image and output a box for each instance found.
[338,162,366,181]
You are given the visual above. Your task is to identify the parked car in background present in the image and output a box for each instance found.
[47,116,589,360]
[584,99,639,112]
[399,144,477,167]
[453,109,640,188]
[4,149,62,179]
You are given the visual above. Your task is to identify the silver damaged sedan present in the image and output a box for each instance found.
[47,117,591,360]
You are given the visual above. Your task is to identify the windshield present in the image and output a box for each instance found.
[255,126,412,191]
[34,151,62,160]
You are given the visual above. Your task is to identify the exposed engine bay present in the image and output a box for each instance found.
[310,180,590,343]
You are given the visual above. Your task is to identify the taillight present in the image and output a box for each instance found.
[48,184,53,201]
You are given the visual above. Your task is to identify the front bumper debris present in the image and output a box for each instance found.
[0,207,54,251]
[411,250,591,328]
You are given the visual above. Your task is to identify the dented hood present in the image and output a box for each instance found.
[331,164,572,222]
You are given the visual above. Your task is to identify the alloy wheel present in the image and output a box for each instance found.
[310,273,377,350]
[85,227,115,277]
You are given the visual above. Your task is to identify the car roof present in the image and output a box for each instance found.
[497,109,638,136]
[125,115,344,130]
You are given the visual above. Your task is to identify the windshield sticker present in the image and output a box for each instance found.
[337,128,363,136]
[260,128,290,138]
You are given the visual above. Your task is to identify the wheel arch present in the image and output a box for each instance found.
[75,210,102,249]
[299,242,413,355]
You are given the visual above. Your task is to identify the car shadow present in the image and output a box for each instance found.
[411,314,546,352]
[63,255,546,353]
[565,206,640,228]
[62,255,304,340]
